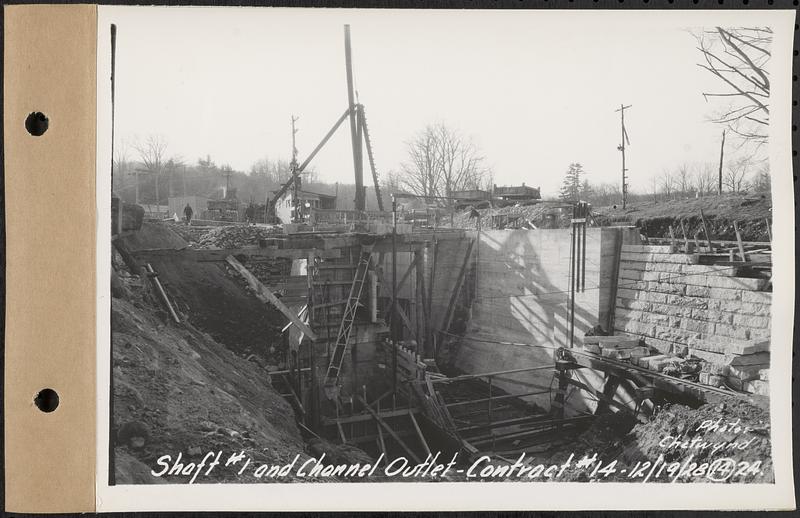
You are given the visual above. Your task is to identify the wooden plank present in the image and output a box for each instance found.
[357,396,422,463]
[320,407,415,425]
[408,411,432,456]
[396,252,422,295]
[375,422,388,460]
[395,303,419,344]
[133,246,341,261]
[429,365,554,383]
[225,255,318,340]
[440,239,474,334]
[145,263,181,324]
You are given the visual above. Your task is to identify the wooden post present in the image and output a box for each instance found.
[679,219,690,253]
[699,209,713,252]
[733,221,748,262]
[668,225,676,251]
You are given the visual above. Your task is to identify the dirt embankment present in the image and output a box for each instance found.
[451,193,772,241]
[120,223,287,360]
[112,294,309,483]
[112,221,375,483]
[593,193,772,241]
[546,395,772,483]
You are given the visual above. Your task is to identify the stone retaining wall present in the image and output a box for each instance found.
[613,244,771,366]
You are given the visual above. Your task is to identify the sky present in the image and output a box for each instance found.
[107,7,769,197]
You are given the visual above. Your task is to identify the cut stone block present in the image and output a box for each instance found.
[725,376,745,391]
[687,337,770,356]
[602,348,628,360]
[699,372,725,387]
[619,252,698,264]
[689,348,769,366]
[705,276,766,291]
[729,352,770,366]
[622,244,676,254]
[583,343,601,354]
[582,335,641,347]
[732,314,771,330]
[708,287,743,301]
[637,354,669,370]
[744,380,769,396]
[741,291,772,304]
[649,356,680,372]
[684,285,711,298]
[713,323,751,341]
[728,364,764,381]
[701,362,730,376]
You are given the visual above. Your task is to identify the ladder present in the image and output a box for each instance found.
[323,244,374,399]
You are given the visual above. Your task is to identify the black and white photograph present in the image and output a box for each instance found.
[97,6,795,511]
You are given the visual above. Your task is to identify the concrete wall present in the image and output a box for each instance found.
[446,228,635,412]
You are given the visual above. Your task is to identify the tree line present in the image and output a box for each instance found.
[555,158,770,208]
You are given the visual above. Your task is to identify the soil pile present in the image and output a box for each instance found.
[451,203,571,230]
[168,223,209,245]
[195,225,283,249]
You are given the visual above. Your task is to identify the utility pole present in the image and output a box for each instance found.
[291,115,301,223]
[718,129,726,195]
[344,25,365,212]
[616,104,632,208]
[291,115,300,167]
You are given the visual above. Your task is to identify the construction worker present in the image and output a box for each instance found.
[183,203,193,225]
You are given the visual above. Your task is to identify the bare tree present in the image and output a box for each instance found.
[724,156,751,193]
[433,123,489,198]
[694,163,717,197]
[650,175,659,203]
[695,27,771,149]
[675,164,694,197]
[133,135,168,204]
[112,137,130,195]
[400,123,489,203]
[750,163,771,192]
[660,170,676,200]
[400,126,441,199]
